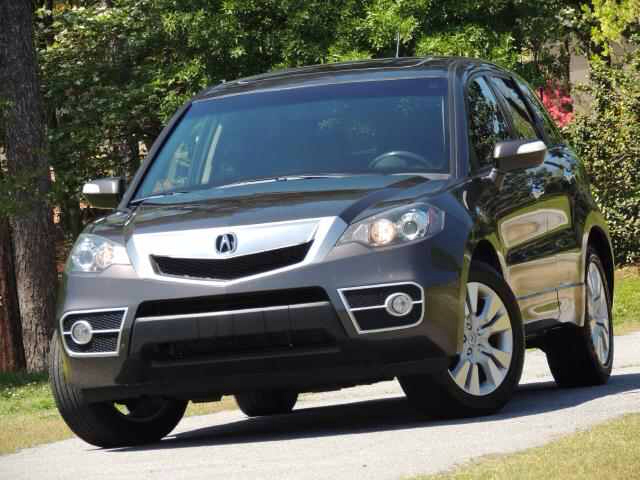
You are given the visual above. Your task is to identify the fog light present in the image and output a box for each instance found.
[385,292,414,317]
[70,320,93,345]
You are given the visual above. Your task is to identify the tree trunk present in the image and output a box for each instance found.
[0,219,24,372]
[0,0,58,372]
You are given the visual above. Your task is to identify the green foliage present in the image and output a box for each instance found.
[416,25,518,69]
[566,55,640,264]
[39,0,352,215]
[586,0,640,51]
[34,0,637,246]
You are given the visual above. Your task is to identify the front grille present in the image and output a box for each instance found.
[342,284,422,309]
[152,241,312,281]
[352,307,422,332]
[62,310,124,331]
[66,333,119,354]
[339,283,424,333]
[149,329,336,363]
[61,308,126,356]
[137,287,328,318]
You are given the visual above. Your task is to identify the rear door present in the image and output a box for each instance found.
[514,77,583,323]
[486,74,563,325]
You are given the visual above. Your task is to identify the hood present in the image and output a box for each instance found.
[92,175,449,239]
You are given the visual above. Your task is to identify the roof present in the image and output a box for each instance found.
[196,56,498,100]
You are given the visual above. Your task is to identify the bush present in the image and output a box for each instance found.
[566,56,640,265]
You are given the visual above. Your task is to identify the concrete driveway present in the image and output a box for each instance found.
[2,333,639,480]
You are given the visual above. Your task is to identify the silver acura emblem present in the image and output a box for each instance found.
[215,233,237,255]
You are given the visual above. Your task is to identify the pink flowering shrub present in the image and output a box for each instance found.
[538,82,574,127]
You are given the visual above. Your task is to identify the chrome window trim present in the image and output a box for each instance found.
[337,281,425,334]
[59,307,128,358]
[127,216,347,287]
[136,301,331,322]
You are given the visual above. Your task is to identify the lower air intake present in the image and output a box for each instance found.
[338,283,424,333]
[61,308,126,357]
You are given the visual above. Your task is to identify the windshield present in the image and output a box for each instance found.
[134,77,450,200]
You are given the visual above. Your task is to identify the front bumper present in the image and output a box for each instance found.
[58,237,465,401]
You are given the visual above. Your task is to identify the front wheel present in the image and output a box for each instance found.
[49,334,187,448]
[400,262,525,418]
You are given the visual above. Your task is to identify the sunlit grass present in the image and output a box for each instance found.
[612,266,640,334]
[409,414,640,480]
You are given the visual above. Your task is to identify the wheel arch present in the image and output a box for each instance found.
[470,239,504,277]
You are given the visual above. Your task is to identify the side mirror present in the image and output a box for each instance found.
[82,177,124,210]
[486,139,547,189]
[493,139,547,172]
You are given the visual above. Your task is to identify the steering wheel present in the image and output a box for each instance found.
[368,150,435,170]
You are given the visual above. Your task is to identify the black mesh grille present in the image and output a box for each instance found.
[62,310,125,332]
[152,242,312,281]
[64,332,118,354]
[342,284,421,309]
[353,305,422,331]
[149,329,335,363]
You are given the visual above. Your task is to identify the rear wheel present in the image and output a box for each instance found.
[545,249,613,387]
[49,334,187,448]
[235,390,298,417]
[400,262,525,418]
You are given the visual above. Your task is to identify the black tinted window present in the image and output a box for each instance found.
[492,77,539,140]
[515,78,564,145]
[135,78,450,199]
[466,76,510,169]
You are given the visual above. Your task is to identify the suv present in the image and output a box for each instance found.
[50,57,615,448]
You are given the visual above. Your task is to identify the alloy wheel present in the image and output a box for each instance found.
[587,262,611,366]
[448,282,514,396]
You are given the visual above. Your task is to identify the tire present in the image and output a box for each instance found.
[49,334,187,448]
[399,262,525,418]
[235,390,298,417]
[545,248,613,387]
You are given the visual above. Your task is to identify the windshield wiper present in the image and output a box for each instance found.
[217,174,348,189]
[129,191,187,206]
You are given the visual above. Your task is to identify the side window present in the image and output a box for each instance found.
[466,76,510,169]
[514,78,564,145]
[139,117,213,197]
[491,76,539,140]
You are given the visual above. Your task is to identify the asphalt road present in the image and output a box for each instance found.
[2,333,640,480]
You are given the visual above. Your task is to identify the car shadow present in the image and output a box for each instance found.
[109,371,640,453]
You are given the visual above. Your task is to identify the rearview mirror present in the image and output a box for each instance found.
[493,139,547,172]
[82,177,124,210]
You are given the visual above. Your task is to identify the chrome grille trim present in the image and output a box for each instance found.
[348,301,422,312]
[136,301,331,322]
[338,282,425,334]
[128,216,347,286]
[59,307,128,358]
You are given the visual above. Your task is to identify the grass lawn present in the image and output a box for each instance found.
[612,266,640,334]
[1,268,638,455]
[409,413,640,480]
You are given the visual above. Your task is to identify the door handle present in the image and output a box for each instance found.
[531,185,544,199]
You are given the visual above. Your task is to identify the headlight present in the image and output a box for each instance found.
[68,234,130,273]
[338,203,445,248]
